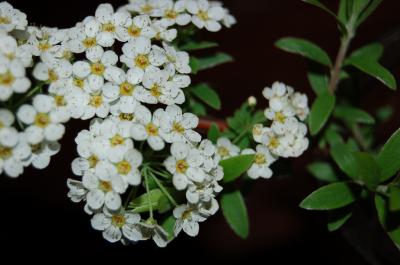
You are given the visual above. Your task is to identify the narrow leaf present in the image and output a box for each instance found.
[328,208,353,231]
[275,37,332,66]
[196,52,234,72]
[307,63,329,95]
[330,143,358,179]
[221,191,249,239]
[346,43,384,62]
[191,84,221,110]
[356,0,382,26]
[161,215,176,241]
[334,105,375,124]
[309,92,336,135]
[347,56,397,90]
[207,123,220,143]
[300,182,359,210]
[129,189,166,213]
[375,195,400,246]
[303,0,347,32]
[179,41,218,51]
[220,154,255,183]
[353,152,380,189]
[377,128,400,182]
[389,186,400,212]
[307,162,338,182]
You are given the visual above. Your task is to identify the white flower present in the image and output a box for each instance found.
[91,208,142,243]
[186,0,225,32]
[33,59,72,91]
[173,204,206,237]
[138,221,170,248]
[82,169,126,211]
[0,132,31,177]
[67,179,88,203]
[137,66,184,105]
[159,105,201,143]
[242,145,276,179]
[0,2,27,32]
[151,19,177,42]
[0,32,32,67]
[17,94,65,144]
[22,140,60,169]
[71,129,101,176]
[114,149,143,186]
[28,27,68,58]
[130,105,166,150]
[48,84,72,123]
[162,42,191,74]
[164,141,205,190]
[0,57,31,101]
[290,92,309,121]
[124,0,166,15]
[116,14,156,42]
[215,137,239,159]
[156,0,192,26]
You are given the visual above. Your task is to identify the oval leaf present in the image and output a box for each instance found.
[353,152,380,189]
[307,162,338,182]
[309,92,336,135]
[330,143,358,179]
[179,41,218,51]
[346,43,384,62]
[328,208,353,232]
[196,52,233,72]
[275,37,332,66]
[191,84,221,110]
[377,128,400,182]
[221,191,249,239]
[300,182,359,210]
[220,154,255,183]
[334,105,375,125]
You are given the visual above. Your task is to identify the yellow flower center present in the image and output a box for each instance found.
[73,78,84,89]
[102,22,116,33]
[268,137,279,149]
[172,122,185,134]
[135,54,149,69]
[150,84,161,98]
[111,215,126,228]
[82,37,97,48]
[176,159,188,174]
[90,63,105,75]
[0,71,15,86]
[198,10,209,21]
[110,134,125,146]
[275,112,286,123]
[54,95,66,106]
[89,95,103,108]
[48,69,58,82]
[38,41,51,52]
[116,160,131,175]
[217,146,230,158]
[182,209,192,220]
[127,25,141,37]
[88,155,99,168]
[254,153,266,165]
[30,143,42,153]
[165,9,178,19]
[145,123,158,136]
[0,16,10,24]
[119,113,134,121]
[63,50,73,60]
[120,82,134,96]
[141,4,153,13]
[99,181,113,192]
[0,145,12,159]
[34,113,50,128]
[6,52,15,60]
[0,121,4,129]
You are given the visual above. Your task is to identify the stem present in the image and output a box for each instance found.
[148,170,178,207]
[149,167,172,179]
[144,170,153,219]
[233,126,250,144]
[13,83,43,110]
[123,186,137,209]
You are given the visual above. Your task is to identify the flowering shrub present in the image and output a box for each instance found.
[1,0,399,255]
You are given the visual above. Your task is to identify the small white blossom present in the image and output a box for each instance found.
[242,145,276,179]
[215,137,239,159]
[173,204,206,237]
[0,2,27,32]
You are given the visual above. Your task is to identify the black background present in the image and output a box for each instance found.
[2,0,400,263]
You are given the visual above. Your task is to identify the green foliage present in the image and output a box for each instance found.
[309,92,336,135]
[376,105,394,122]
[190,83,221,110]
[303,0,347,32]
[327,208,353,231]
[330,143,358,179]
[275,37,332,66]
[389,186,400,212]
[128,189,173,214]
[190,52,234,74]
[300,182,360,210]
[377,128,400,182]
[307,162,338,182]
[179,41,218,51]
[346,43,384,61]
[161,215,176,241]
[333,105,375,125]
[353,152,380,189]
[375,195,400,246]
[220,154,255,183]
[207,123,220,143]
[189,99,207,116]
[307,66,329,95]
[221,190,249,239]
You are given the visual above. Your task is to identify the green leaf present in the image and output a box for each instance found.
[334,105,375,125]
[161,215,176,241]
[190,99,207,116]
[227,103,252,133]
[275,37,332,66]
[179,41,218,51]
[330,143,358,179]
[356,0,382,26]
[346,43,384,62]
[338,0,349,24]
[375,195,400,246]
[377,128,400,182]
[307,162,338,182]
[353,152,380,189]
[376,105,394,123]
[346,56,397,90]
[195,52,234,72]
[352,0,371,18]
[189,57,199,74]
[221,190,249,239]
[300,182,359,210]
[324,125,344,146]
[309,92,336,135]
[328,208,353,231]
[220,154,255,183]
[191,84,221,110]
[128,189,167,213]
[389,186,400,212]
[207,123,220,143]
[307,62,329,95]
[302,0,347,32]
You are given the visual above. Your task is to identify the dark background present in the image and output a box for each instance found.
[2,0,400,263]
